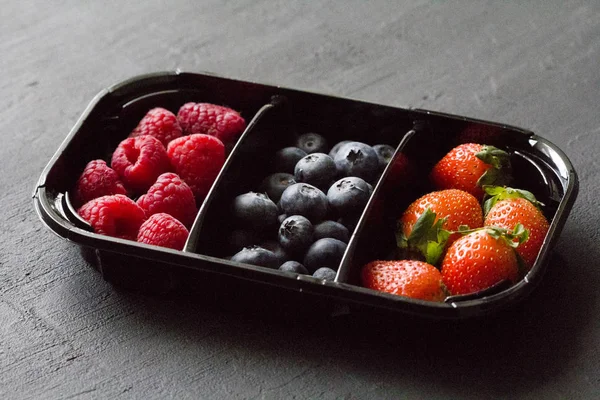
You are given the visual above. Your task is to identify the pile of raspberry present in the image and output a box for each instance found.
[74,103,246,250]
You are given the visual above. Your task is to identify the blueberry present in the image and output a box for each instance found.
[312,267,337,281]
[260,173,296,203]
[274,147,307,174]
[327,177,372,217]
[227,229,258,253]
[294,153,338,191]
[373,144,396,170]
[295,132,328,154]
[260,240,291,265]
[328,140,352,159]
[303,238,347,273]
[333,141,379,183]
[278,215,314,255]
[313,220,350,243]
[232,192,279,231]
[278,214,288,224]
[230,246,280,269]
[279,183,329,222]
[279,261,309,274]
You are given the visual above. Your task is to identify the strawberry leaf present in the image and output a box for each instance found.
[397,208,451,267]
[476,145,511,169]
[476,145,512,189]
[408,208,438,243]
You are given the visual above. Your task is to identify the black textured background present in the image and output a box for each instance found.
[2,1,599,399]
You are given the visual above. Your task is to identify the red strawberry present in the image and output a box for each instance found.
[73,159,127,207]
[130,107,182,147]
[361,260,446,302]
[137,213,189,250]
[111,135,171,194]
[430,143,511,198]
[397,189,483,265]
[177,102,246,147]
[136,172,198,229]
[483,186,550,268]
[441,226,528,295]
[166,134,225,202]
[77,194,146,241]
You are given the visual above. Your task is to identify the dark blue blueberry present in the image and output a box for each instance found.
[294,153,338,191]
[279,183,329,223]
[279,261,309,274]
[278,214,288,224]
[278,215,314,255]
[274,147,307,174]
[373,144,396,170]
[312,267,337,281]
[260,240,291,265]
[295,132,329,154]
[232,192,279,231]
[327,177,372,217]
[303,238,347,273]
[333,141,379,183]
[328,140,352,159]
[227,229,259,253]
[313,220,350,243]
[260,173,296,203]
[230,246,280,269]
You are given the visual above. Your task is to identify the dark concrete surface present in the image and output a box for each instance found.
[2,1,600,399]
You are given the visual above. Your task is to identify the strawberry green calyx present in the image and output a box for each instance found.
[476,145,512,189]
[487,223,530,278]
[397,208,450,266]
[485,223,529,248]
[482,185,545,216]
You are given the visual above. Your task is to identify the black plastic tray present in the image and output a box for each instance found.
[33,71,578,320]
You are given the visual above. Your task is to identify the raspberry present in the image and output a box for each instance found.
[73,159,127,207]
[177,102,246,146]
[137,213,189,250]
[136,172,198,228]
[111,135,171,193]
[167,134,225,202]
[78,194,146,240]
[130,107,182,147]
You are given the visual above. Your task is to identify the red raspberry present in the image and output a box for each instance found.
[73,160,127,207]
[130,107,182,147]
[136,172,198,228]
[111,135,171,193]
[137,213,189,250]
[78,194,146,240]
[177,102,246,146]
[167,134,225,202]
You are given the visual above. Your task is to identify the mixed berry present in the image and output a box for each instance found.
[73,103,246,250]
[72,100,550,300]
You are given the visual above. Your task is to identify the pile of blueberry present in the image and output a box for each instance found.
[228,132,395,281]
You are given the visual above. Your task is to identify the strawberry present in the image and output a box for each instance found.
[361,260,447,302]
[397,189,483,265]
[430,143,512,198]
[441,225,528,295]
[483,186,550,268]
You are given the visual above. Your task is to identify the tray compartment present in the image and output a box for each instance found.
[187,91,415,275]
